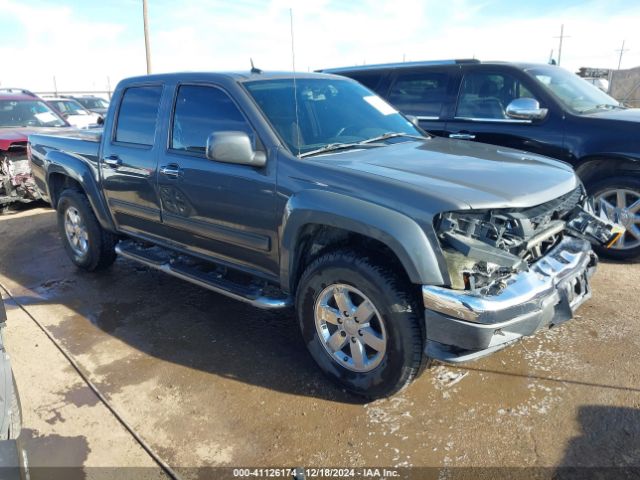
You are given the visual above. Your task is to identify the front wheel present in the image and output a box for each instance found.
[588,176,640,261]
[296,250,424,399]
[57,189,118,271]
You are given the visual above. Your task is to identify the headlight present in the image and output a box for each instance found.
[436,211,526,291]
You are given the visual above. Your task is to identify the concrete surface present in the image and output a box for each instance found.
[0,207,639,475]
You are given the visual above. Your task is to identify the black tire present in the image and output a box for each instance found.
[57,189,118,271]
[296,249,424,399]
[586,175,640,261]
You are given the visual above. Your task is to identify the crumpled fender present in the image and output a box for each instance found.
[279,189,447,293]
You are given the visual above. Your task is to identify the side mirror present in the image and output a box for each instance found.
[206,131,266,167]
[506,98,548,121]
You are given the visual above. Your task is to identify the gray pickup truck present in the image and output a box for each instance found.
[28,71,620,398]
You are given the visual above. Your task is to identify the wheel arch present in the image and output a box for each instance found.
[280,190,447,295]
[45,151,116,232]
[575,155,640,189]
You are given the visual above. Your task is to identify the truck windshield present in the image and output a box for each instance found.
[0,99,67,127]
[244,78,423,155]
[526,66,623,114]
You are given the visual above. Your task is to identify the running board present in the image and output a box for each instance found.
[115,241,291,309]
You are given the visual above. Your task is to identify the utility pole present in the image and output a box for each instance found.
[616,40,629,70]
[142,0,152,74]
[553,24,570,66]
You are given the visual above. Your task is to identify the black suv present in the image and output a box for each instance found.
[320,60,640,259]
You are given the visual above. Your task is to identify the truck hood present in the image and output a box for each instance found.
[316,137,578,210]
[584,107,640,122]
[0,127,72,150]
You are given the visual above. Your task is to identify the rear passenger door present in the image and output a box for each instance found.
[444,67,567,159]
[156,83,278,278]
[101,84,165,237]
[385,68,455,136]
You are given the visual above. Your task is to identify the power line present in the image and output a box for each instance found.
[616,40,629,70]
[553,24,571,66]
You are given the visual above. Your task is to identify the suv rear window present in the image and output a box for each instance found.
[343,73,385,94]
[387,72,449,117]
[115,86,163,145]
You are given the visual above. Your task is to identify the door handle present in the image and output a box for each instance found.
[449,133,476,140]
[160,164,181,179]
[103,155,121,167]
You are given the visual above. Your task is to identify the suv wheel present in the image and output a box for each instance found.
[296,249,424,399]
[57,189,118,271]
[588,176,640,260]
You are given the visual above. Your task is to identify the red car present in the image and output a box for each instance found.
[0,88,70,210]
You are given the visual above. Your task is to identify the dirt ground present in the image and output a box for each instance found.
[0,206,639,478]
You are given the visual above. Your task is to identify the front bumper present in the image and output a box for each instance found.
[423,237,597,363]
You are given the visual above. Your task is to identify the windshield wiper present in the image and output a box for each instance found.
[299,132,429,159]
[299,142,384,158]
[359,132,430,144]
[579,104,626,114]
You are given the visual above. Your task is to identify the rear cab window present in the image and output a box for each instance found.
[115,85,163,145]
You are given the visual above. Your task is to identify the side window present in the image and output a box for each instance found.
[387,71,449,117]
[345,73,385,94]
[456,71,539,119]
[171,85,252,153]
[115,86,162,145]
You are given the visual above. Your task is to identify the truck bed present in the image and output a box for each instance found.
[30,128,102,158]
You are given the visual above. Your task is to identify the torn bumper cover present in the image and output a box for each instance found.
[423,236,597,363]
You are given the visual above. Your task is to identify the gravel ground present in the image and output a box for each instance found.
[1,206,639,478]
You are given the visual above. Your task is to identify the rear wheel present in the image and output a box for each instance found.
[588,176,640,260]
[57,189,118,271]
[296,249,424,399]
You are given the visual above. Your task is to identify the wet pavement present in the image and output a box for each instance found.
[1,207,639,473]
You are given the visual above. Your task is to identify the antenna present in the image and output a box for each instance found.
[250,58,262,74]
[290,8,301,157]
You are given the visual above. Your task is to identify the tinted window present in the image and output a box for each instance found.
[387,71,449,117]
[456,71,538,119]
[171,85,251,153]
[245,78,421,155]
[115,86,162,145]
[344,73,385,94]
[0,99,66,127]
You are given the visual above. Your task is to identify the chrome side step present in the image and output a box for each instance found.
[115,241,291,310]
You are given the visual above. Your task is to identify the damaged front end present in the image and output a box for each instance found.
[423,185,623,363]
[1,143,40,209]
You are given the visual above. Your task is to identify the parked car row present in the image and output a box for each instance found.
[320,59,640,259]
[0,88,108,209]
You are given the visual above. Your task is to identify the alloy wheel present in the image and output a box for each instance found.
[64,206,89,257]
[314,284,387,372]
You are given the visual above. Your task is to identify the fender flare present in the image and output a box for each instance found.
[45,150,116,232]
[279,190,446,293]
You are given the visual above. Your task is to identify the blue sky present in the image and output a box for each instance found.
[1,0,638,91]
